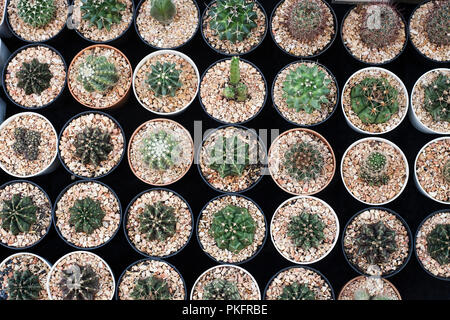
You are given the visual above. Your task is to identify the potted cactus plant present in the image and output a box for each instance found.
[338,275,401,300]
[67,44,132,109]
[135,0,200,49]
[201,0,268,55]
[270,0,337,58]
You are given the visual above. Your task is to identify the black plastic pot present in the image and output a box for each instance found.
[198,57,268,125]
[271,60,339,127]
[52,179,123,250]
[269,0,338,59]
[196,193,268,265]
[0,180,52,250]
[414,209,450,282]
[196,123,267,194]
[114,257,188,300]
[123,187,194,259]
[341,207,413,278]
[57,111,126,180]
[263,265,335,300]
[200,0,268,56]
[2,43,67,110]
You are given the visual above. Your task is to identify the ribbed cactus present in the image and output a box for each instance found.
[426,224,449,265]
[77,55,119,93]
[13,128,41,161]
[140,130,179,171]
[203,279,241,300]
[16,59,52,95]
[68,197,105,234]
[283,142,324,181]
[208,0,258,43]
[0,194,37,236]
[59,264,100,300]
[80,0,127,30]
[286,0,326,43]
[17,0,56,27]
[423,74,450,123]
[359,151,390,186]
[425,0,450,46]
[150,0,177,24]
[287,212,326,250]
[130,276,172,300]
[443,160,450,184]
[208,135,250,178]
[145,61,182,97]
[355,221,397,265]
[223,57,248,102]
[138,202,177,241]
[7,270,42,300]
[73,127,113,168]
[350,77,399,124]
[278,282,315,300]
[354,288,391,300]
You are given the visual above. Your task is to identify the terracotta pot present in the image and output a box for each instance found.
[338,275,402,300]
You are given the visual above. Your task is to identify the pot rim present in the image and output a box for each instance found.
[337,275,402,300]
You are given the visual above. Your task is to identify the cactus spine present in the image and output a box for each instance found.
[355,221,397,265]
[278,282,315,300]
[130,276,172,300]
[140,130,179,171]
[423,73,450,123]
[16,59,53,95]
[13,128,41,161]
[359,151,390,186]
[77,55,119,93]
[286,0,326,43]
[208,135,250,178]
[73,127,113,167]
[80,0,127,30]
[425,0,450,46]
[283,142,324,181]
[203,279,241,300]
[68,197,105,234]
[17,0,56,28]
[146,61,182,97]
[287,212,326,250]
[59,264,100,300]
[138,202,177,241]
[426,224,449,265]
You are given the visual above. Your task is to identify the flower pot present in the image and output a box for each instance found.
[0,39,11,75]
[338,275,401,300]
[0,96,5,124]
[0,0,11,38]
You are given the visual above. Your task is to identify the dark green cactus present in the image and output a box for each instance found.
[145,61,182,97]
[150,0,177,24]
[208,135,250,178]
[17,0,56,27]
[286,0,326,43]
[77,55,119,93]
[359,151,390,186]
[138,202,177,241]
[283,142,324,181]
[209,204,256,253]
[426,224,449,265]
[443,160,450,184]
[425,0,450,46]
[222,57,248,102]
[12,128,41,161]
[278,282,315,300]
[287,212,326,250]
[354,288,392,300]
[59,264,100,300]
[140,130,179,171]
[80,0,127,31]
[0,194,37,236]
[351,77,399,124]
[16,59,52,95]
[130,276,172,300]
[423,74,450,123]
[68,197,105,234]
[203,279,241,300]
[7,270,42,300]
[73,127,113,168]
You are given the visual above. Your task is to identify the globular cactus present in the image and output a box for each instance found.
[138,202,177,241]
[208,135,250,178]
[354,288,391,300]
[209,204,256,253]
[222,57,248,102]
[283,142,324,181]
[426,224,449,265]
[287,212,326,250]
[355,221,397,265]
[73,127,113,168]
[130,276,172,300]
[350,77,399,124]
[146,61,182,97]
[17,0,56,28]
[278,282,315,300]
[16,59,52,95]
[12,128,41,161]
[140,130,179,171]
[423,74,450,123]
[282,64,331,113]
[208,0,258,43]
[285,0,326,43]
[443,160,450,184]
[150,0,177,25]
[359,151,390,186]
[59,264,100,300]
[0,194,37,236]
[77,55,119,93]
[80,0,127,31]
[68,197,105,234]
[203,279,241,300]
[7,270,42,300]
[425,0,450,46]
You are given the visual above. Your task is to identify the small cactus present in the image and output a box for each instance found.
[7,270,42,300]
[12,128,41,161]
[423,74,450,123]
[68,197,105,234]
[145,61,182,97]
[77,55,119,93]
[17,0,56,28]
[80,0,127,31]
[359,151,390,186]
[355,221,397,265]
[426,224,449,265]
[208,135,250,178]
[59,264,100,300]
[0,194,37,236]
[138,202,177,241]
[73,127,113,168]
[278,282,315,300]
[283,142,324,181]
[140,130,179,171]
[354,288,391,300]
[150,0,177,25]
[203,279,241,300]
[16,59,52,95]
[222,57,248,102]
[287,212,326,250]
[285,0,326,43]
[425,0,450,46]
[443,160,450,184]
[130,276,172,300]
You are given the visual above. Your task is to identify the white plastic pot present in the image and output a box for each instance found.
[0,96,5,124]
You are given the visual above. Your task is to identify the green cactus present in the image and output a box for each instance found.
[130,276,172,300]
[16,59,52,95]
[278,282,315,300]
[0,194,37,236]
[12,128,41,161]
[7,270,42,300]
[208,135,250,178]
[423,74,450,123]
[354,221,397,265]
[283,142,324,181]
[140,130,179,171]
[443,160,450,184]
[286,0,326,43]
[350,77,399,124]
[203,279,241,300]
[425,0,450,46]
[150,0,177,25]
[222,57,248,102]
[73,127,113,168]
[59,264,100,300]
[68,197,105,234]
[354,288,392,300]
[77,55,119,93]
[138,202,177,241]
[208,0,258,43]
[426,224,449,265]
[359,151,390,186]
[80,0,127,31]
[209,204,256,253]
[17,0,56,28]
[287,212,326,250]
[282,64,331,113]
[145,61,182,97]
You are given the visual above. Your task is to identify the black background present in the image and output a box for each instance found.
[0,0,449,301]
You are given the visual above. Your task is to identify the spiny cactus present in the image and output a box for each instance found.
[12,128,41,161]
[138,202,177,241]
[425,0,450,46]
[7,270,42,300]
[150,0,177,24]
[146,61,182,97]
[278,282,315,300]
[208,135,250,178]
[0,194,37,236]
[286,0,326,43]
[426,224,449,265]
[359,151,390,186]
[351,77,399,124]
[283,142,324,181]
[68,197,105,234]
[59,264,100,300]
[140,130,179,171]
[203,279,241,300]
[73,127,113,168]
[209,204,256,253]
[287,212,326,250]
[354,288,391,300]
[443,160,450,184]
[130,276,172,300]
[423,74,450,123]
[80,0,127,31]
[223,57,248,102]
[77,55,119,93]
[282,64,331,113]
[16,59,52,95]
[17,0,56,28]
[208,0,258,43]
[355,221,397,265]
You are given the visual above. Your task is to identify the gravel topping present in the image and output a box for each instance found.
[338,276,400,300]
